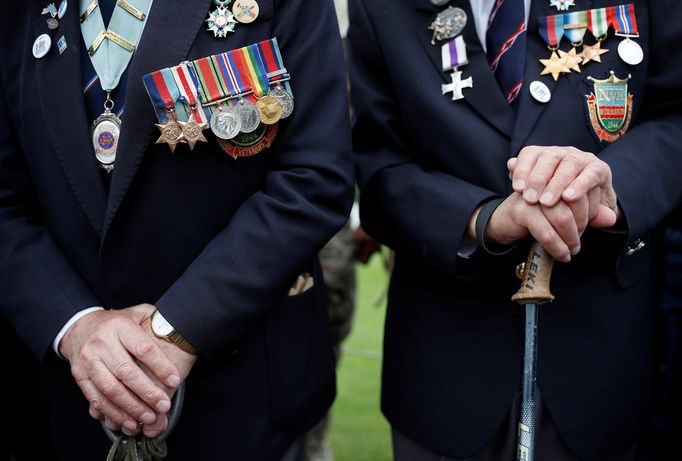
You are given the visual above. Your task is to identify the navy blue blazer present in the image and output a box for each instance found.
[0,0,353,459]
[350,0,682,460]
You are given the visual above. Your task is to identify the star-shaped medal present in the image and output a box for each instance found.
[549,0,575,11]
[206,5,236,37]
[558,48,582,73]
[580,41,609,65]
[539,52,570,81]
[178,113,209,150]
[155,119,186,153]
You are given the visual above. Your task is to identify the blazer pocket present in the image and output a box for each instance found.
[263,281,336,428]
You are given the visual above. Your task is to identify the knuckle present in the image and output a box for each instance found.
[101,379,122,398]
[89,399,103,411]
[116,361,137,381]
[528,173,547,185]
[135,340,155,359]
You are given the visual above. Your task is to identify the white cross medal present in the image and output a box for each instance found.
[441,35,473,101]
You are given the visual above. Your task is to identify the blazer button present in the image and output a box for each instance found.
[625,239,646,256]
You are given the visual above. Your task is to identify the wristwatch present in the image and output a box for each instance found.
[150,309,198,355]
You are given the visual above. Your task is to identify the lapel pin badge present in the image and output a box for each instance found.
[33,34,52,59]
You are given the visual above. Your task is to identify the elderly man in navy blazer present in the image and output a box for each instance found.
[0,0,353,459]
[350,0,682,460]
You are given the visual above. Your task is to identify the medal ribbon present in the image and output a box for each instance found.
[612,4,639,37]
[242,45,270,97]
[192,56,230,105]
[171,63,209,124]
[79,0,152,92]
[441,36,468,72]
[225,50,256,101]
[227,47,265,98]
[143,68,182,114]
[563,11,588,44]
[258,38,291,92]
[587,8,610,39]
[539,14,565,49]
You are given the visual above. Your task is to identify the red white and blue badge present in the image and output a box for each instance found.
[585,72,633,144]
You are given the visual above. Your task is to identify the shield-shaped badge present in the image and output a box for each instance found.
[586,72,633,144]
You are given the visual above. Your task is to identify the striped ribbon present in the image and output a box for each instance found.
[257,38,291,92]
[539,14,565,48]
[587,8,610,39]
[171,63,209,123]
[611,4,638,37]
[143,68,181,111]
[441,36,468,71]
[563,10,588,44]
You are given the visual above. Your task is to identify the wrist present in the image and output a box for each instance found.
[148,309,198,355]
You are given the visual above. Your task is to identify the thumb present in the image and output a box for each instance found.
[588,205,617,229]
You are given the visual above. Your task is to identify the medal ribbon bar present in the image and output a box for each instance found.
[612,4,639,38]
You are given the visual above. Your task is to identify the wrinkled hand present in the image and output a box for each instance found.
[61,304,182,437]
[508,146,620,227]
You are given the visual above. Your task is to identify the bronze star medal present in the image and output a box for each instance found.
[539,51,570,81]
[580,41,609,65]
[178,113,209,150]
[558,48,582,73]
[155,118,186,153]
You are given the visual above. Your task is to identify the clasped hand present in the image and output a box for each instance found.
[482,146,620,262]
[60,304,197,438]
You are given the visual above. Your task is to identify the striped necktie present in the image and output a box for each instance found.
[486,0,527,106]
[81,0,128,124]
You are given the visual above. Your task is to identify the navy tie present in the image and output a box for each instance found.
[81,0,128,124]
[486,0,527,105]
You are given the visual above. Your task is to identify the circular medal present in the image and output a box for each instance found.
[429,6,467,44]
[92,112,121,171]
[618,38,643,66]
[235,99,261,133]
[58,0,68,19]
[32,34,52,59]
[210,106,242,139]
[430,0,450,6]
[232,0,259,24]
[529,81,551,103]
[269,86,294,118]
[256,95,283,125]
[47,17,59,29]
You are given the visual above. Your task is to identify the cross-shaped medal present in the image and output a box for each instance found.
[442,70,473,101]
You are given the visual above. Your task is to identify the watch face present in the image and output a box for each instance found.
[152,311,174,336]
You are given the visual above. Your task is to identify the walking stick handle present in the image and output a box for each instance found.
[511,241,555,305]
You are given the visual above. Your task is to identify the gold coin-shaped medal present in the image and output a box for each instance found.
[256,95,283,125]
[232,0,260,24]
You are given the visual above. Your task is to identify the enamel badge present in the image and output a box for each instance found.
[586,72,633,144]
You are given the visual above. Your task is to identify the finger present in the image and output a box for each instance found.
[507,157,518,173]
[522,205,572,262]
[538,154,586,206]
[562,160,612,203]
[523,151,563,203]
[86,358,160,425]
[567,195,590,237]
[586,188,601,224]
[143,412,168,438]
[511,146,543,192]
[76,376,139,433]
[542,202,581,256]
[118,326,181,389]
[590,205,618,229]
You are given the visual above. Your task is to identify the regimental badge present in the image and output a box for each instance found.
[206,1,237,37]
[428,6,467,45]
[585,72,633,144]
[217,123,278,159]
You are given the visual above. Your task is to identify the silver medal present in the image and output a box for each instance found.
[91,108,121,173]
[206,3,237,38]
[428,6,467,45]
[618,38,643,66]
[210,106,242,140]
[47,17,59,29]
[235,99,261,133]
[269,86,294,119]
[529,81,551,103]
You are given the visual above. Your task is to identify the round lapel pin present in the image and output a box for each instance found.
[233,0,259,24]
[529,81,552,103]
[33,34,52,59]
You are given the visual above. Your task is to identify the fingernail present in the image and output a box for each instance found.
[124,420,139,431]
[539,191,554,205]
[513,179,526,190]
[122,427,134,436]
[166,374,180,387]
[571,246,581,256]
[156,400,171,413]
[565,188,576,199]
[562,255,572,263]
[140,412,156,424]
[524,189,539,202]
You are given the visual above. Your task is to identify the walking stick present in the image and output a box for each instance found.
[512,242,555,461]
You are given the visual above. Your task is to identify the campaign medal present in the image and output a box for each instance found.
[560,11,588,72]
[256,95,282,125]
[232,0,259,24]
[612,4,643,65]
[257,38,295,119]
[429,6,467,45]
[217,123,278,159]
[91,95,121,172]
[440,36,472,101]
[235,98,261,132]
[550,0,575,11]
[586,72,633,143]
[144,69,187,153]
[269,85,294,118]
[210,106,242,139]
[178,113,209,150]
[582,8,610,64]
[42,3,59,29]
[206,0,236,38]
[538,15,569,81]
[171,63,209,150]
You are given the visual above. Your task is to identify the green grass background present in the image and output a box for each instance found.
[329,254,393,461]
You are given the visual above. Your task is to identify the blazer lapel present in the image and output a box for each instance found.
[415,0,514,138]
[103,0,213,240]
[31,2,107,237]
[511,0,594,155]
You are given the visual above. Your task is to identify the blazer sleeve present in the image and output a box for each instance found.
[348,0,498,277]
[601,0,682,247]
[0,67,101,359]
[155,0,355,355]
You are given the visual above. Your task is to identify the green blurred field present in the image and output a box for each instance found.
[329,254,393,461]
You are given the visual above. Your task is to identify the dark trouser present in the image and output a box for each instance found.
[392,391,636,461]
